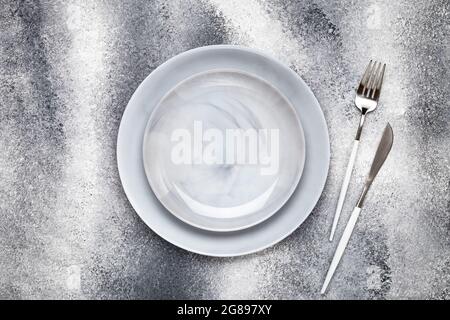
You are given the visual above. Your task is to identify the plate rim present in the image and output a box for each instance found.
[117,44,330,256]
[141,68,306,232]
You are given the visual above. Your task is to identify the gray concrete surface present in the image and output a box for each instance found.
[0,0,448,299]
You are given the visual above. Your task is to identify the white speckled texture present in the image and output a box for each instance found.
[0,0,448,299]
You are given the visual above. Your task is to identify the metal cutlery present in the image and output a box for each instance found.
[329,60,386,241]
[321,123,394,294]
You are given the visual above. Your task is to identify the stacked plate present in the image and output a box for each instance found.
[117,45,329,256]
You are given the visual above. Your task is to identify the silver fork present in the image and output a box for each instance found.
[329,61,386,241]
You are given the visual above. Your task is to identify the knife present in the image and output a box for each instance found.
[321,123,394,294]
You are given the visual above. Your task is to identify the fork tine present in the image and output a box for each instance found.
[357,60,373,94]
[365,61,380,97]
[372,63,386,99]
[361,60,373,86]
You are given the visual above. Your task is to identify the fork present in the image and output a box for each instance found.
[329,60,386,241]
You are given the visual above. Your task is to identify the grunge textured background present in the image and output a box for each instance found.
[0,0,448,299]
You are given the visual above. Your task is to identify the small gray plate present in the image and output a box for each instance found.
[142,69,305,232]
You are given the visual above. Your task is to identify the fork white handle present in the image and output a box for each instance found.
[322,206,361,294]
[329,111,366,241]
[329,140,359,241]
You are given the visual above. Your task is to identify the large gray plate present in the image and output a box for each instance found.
[117,45,329,256]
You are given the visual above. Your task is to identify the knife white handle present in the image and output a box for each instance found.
[329,140,360,241]
[321,206,362,294]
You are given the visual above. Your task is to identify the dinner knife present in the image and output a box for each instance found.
[321,123,394,294]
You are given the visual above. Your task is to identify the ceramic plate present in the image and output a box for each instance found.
[142,70,305,231]
[117,45,329,256]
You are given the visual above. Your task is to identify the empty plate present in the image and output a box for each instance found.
[143,70,305,231]
[117,45,329,256]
